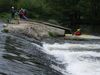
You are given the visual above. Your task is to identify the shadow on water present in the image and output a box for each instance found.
[0,35,64,75]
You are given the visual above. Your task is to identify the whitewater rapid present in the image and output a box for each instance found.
[42,38,100,75]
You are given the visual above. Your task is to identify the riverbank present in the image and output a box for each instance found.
[3,20,65,41]
[3,20,100,43]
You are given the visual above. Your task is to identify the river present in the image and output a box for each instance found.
[0,22,100,75]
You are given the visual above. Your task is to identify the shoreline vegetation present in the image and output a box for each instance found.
[0,12,11,22]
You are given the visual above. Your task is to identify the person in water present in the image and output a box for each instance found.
[74,29,81,36]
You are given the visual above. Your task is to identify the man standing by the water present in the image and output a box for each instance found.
[11,6,15,19]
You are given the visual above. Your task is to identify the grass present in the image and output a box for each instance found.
[48,32,57,37]
[0,12,11,23]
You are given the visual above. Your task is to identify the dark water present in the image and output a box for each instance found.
[0,22,63,75]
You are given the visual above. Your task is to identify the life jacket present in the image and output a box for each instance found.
[74,31,81,36]
[19,10,24,16]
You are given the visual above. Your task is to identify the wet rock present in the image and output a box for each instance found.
[5,20,64,40]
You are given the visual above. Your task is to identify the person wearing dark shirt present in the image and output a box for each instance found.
[11,6,15,18]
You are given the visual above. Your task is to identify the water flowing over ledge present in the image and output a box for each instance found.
[43,40,100,75]
[1,21,100,75]
[0,22,64,75]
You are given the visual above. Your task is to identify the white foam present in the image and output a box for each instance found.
[43,43,100,51]
[79,35,100,39]
[43,42,100,75]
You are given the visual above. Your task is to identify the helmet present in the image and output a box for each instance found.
[77,29,80,31]
[12,6,14,9]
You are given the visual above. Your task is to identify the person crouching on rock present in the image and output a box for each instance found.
[19,8,28,20]
[74,29,81,36]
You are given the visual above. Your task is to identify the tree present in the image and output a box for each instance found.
[0,0,12,12]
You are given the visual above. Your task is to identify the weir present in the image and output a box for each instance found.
[34,20,72,34]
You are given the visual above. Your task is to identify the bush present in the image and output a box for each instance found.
[0,12,11,22]
[2,28,9,33]
[48,32,57,37]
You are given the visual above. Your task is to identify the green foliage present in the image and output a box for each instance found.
[2,28,9,33]
[48,32,57,37]
[0,12,11,22]
[0,0,12,12]
[0,0,100,25]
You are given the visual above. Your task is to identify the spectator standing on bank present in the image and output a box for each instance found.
[11,6,16,19]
